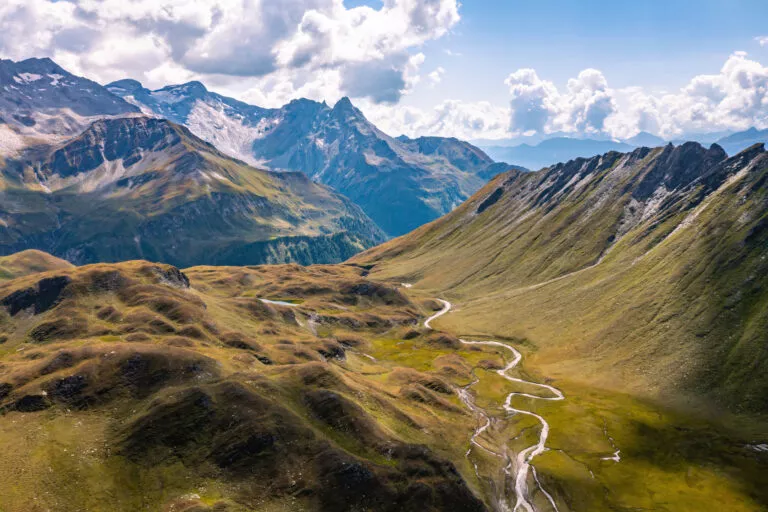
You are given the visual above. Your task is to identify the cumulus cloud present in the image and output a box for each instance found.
[504,68,559,134]
[361,51,768,142]
[496,52,766,140]
[427,67,445,87]
[1,1,766,142]
[0,0,460,104]
[502,67,616,136]
[616,51,768,138]
[560,69,616,133]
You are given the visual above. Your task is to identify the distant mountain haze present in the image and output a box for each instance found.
[479,129,767,171]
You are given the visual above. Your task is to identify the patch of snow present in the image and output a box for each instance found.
[120,95,158,117]
[252,116,281,140]
[14,73,43,83]
[48,74,64,86]
[186,100,266,165]
[259,298,299,307]
[748,444,768,453]
[149,89,186,104]
[0,124,26,157]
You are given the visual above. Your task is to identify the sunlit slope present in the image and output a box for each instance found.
[0,250,73,281]
[355,142,768,413]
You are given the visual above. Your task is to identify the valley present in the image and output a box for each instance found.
[0,10,767,510]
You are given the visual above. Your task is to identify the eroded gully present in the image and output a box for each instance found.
[425,299,565,512]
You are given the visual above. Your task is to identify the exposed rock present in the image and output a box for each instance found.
[1,276,71,316]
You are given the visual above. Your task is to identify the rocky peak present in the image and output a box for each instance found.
[632,141,728,201]
[0,57,138,119]
[331,96,363,119]
[1,57,67,78]
[284,97,327,114]
[42,117,183,178]
[154,81,208,102]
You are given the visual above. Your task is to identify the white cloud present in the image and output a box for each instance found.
[362,99,509,140]
[619,51,768,138]
[360,51,768,142]
[427,66,445,87]
[497,52,767,140]
[1,2,766,143]
[0,0,459,104]
[504,68,559,134]
[502,67,616,136]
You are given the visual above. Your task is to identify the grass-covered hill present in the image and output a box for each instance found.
[355,142,768,415]
[0,116,385,267]
[0,256,501,511]
[0,250,73,282]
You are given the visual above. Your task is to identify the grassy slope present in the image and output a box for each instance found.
[0,258,504,511]
[355,144,768,413]
[0,253,765,511]
[0,250,73,281]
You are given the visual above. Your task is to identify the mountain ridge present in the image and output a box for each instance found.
[354,141,768,413]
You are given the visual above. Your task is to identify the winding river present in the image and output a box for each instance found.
[425,299,564,512]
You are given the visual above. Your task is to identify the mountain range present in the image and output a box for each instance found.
[479,129,767,171]
[1,55,768,512]
[106,77,518,236]
[0,115,385,266]
[1,140,767,511]
[0,56,522,264]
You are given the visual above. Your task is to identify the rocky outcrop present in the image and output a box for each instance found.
[1,275,71,316]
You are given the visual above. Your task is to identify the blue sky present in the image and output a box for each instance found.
[407,0,768,105]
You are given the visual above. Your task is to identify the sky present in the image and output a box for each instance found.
[1,0,767,141]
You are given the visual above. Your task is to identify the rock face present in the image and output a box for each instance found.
[0,116,386,267]
[356,142,768,413]
[107,78,514,236]
[1,275,71,316]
